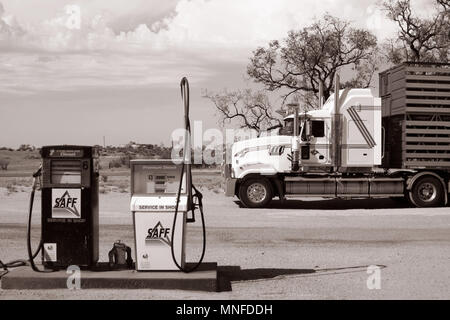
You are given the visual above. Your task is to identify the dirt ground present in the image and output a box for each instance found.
[1,187,450,300]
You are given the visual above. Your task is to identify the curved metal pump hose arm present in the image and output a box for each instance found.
[171,77,207,273]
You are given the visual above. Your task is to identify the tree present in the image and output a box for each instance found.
[247,14,379,109]
[382,0,449,64]
[203,89,282,134]
[17,144,35,151]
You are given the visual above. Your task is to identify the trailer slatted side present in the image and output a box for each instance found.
[380,62,450,170]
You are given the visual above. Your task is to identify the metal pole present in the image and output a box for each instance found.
[334,74,340,116]
[287,103,300,172]
[319,81,324,108]
[333,74,341,171]
[294,105,299,138]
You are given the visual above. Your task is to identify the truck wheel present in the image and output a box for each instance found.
[239,178,273,208]
[409,176,445,208]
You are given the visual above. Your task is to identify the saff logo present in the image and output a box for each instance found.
[52,189,81,218]
[146,221,171,246]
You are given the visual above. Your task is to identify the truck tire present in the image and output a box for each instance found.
[239,178,273,208]
[409,176,445,208]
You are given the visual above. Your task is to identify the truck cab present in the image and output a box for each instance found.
[228,89,382,181]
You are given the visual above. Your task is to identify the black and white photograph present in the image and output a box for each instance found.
[0,0,449,307]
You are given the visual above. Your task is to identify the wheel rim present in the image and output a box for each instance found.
[247,183,267,204]
[417,182,437,202]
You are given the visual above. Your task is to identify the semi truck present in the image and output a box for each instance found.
[224,62,450,208]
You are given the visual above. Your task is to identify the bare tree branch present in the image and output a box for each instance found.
[202,89,282,134]
[382,0,450,63]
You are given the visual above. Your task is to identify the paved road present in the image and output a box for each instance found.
[1,189,449,299]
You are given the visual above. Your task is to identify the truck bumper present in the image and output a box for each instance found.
[225,178,237,197]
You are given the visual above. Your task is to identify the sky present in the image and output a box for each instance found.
[0,0,432,148]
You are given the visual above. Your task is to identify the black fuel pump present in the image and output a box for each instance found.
[39,145,99,269]
[1,145,100,274]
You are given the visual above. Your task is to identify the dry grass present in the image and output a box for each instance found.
[0,178,32,194]
[0,173,223,195]
[0,150,41,173]
[193,174,224,193]
[99,175,130,194]
[96,172,223,194]
[0,150,224,195]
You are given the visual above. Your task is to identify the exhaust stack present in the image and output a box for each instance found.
[319,81,324,108]
[287,103,300,172]
[332,74,342,171]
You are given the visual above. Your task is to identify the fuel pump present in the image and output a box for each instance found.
[130,160,188,270]
[39,145,99,270]
[130,77,205,273]
[1,146,100,273]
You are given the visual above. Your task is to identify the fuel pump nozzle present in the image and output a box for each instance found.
[31,165,42,189]
[186,185,203,223]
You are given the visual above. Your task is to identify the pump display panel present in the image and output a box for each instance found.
[131,161,186,195]
[50,160,82,184]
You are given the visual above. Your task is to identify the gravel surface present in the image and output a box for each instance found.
[1,188,449,299]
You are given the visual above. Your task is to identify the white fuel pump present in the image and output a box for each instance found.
[130,77,206,272]
[130,160,188,270]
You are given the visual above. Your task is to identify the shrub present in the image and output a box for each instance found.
[0,159,9,170]
[6,183,17,194]
[119,155,131,168]
[25,154,40,160]
[109,159,122,168]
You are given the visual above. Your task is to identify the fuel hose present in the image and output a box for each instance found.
[170,77,207,273]
[0,166,48,276]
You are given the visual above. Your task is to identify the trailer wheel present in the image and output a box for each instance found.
[239,178,273,208]
[409,176,445,208]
